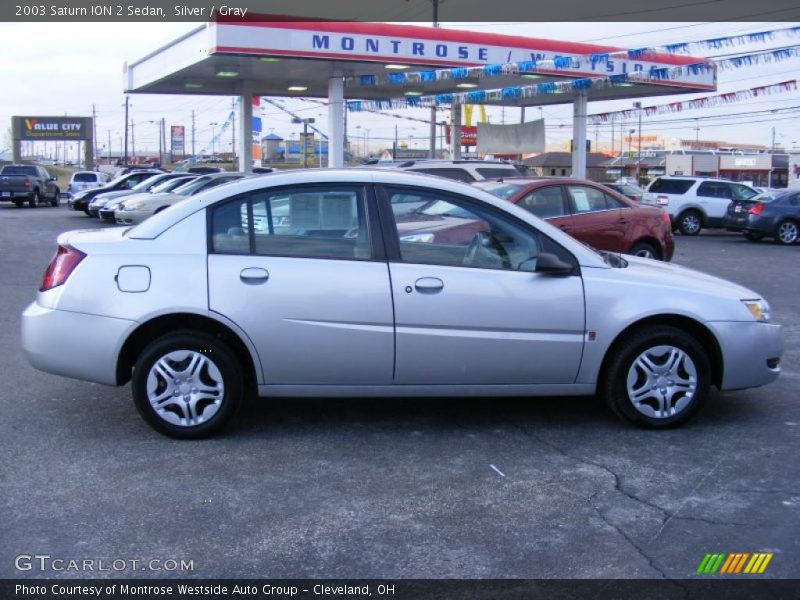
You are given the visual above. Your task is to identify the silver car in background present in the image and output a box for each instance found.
[21,170,783,438]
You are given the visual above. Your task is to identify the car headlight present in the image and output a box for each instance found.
[400,233,435,243]
[128,202,147,211]
[742,299,770,322]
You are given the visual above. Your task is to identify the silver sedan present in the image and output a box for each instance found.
[21,169,783,438]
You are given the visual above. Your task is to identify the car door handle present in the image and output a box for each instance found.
[414,277,444,293]
[618,218,630,225]
[239,267,269,284]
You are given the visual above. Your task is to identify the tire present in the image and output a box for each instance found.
[50,190,60,207]
[132,331,243,439]
[744,231,764,242]
[629,241,660,260]
[602,325,710,428]
[28,190,40,208]
[677,210,702,236]
[775,220,799,245]
[83,209,91,216]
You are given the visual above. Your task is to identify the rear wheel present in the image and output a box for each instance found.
[28,190,40,208]
[132,331,243,439]
[629,241,660,260]
[677,210,702,236]
[50,190,60,207]
[775,220,799,245]
[602,326,710,428]
[743,231,764,242]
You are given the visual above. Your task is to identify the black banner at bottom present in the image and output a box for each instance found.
[4,579,800,600]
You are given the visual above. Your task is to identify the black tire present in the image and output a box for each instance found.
[13,200,23,208]
[775,219,799,245]
[677,209,702,236]
[50,190,60,207]
[743,231,764,242]
[132,331,243,439]
[83,209,91,216]
[28,190,40,208]
[154,205,169,214]
[629,241,660,260]
[602,325,710,429]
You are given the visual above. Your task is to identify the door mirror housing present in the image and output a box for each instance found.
[534,252,574,275]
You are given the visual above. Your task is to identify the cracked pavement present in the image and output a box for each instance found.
[1,206,798,579]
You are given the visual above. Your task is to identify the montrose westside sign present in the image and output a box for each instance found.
[13,116,93,141]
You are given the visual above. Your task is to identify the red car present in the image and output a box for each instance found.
[473,178,674,260]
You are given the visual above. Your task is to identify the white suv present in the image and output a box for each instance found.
[392,160,525,183]
[642,176,759,235]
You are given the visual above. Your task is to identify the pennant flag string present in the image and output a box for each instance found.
[587,80,799,124]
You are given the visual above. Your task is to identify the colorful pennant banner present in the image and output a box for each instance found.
[588,80,798,124]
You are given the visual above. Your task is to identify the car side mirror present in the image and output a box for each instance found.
[534,252,574,275]
[50,176,58,181]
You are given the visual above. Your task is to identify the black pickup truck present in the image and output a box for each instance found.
[0,165,61,207]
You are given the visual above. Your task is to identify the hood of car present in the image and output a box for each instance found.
[129,192,181,207]
[621,255,759,300]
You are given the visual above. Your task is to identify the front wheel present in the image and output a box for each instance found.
[602,326,710,428]
[629,241,660,260]
[677,210,702,236]
[132,331,243,439]
[775,220,799,245]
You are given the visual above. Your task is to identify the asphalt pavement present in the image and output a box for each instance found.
[1,203,798,580]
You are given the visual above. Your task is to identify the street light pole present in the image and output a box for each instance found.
[633,101,642,183]
[209,122,218,158]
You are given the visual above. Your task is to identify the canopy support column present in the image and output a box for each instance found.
[450,102,462,160]
[328,72,344,168]
[238,86,253,173]
[571,91,588,179]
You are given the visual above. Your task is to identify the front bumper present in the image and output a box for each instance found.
[708,321,783,391]
[21,302,135,386]
[98,208,117,221]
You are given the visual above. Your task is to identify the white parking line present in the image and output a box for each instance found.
[489,464,506,478]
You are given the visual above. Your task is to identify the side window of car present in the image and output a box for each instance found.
[518,186,567,219]
[211,186,371,260]
[385,186,572,273]
[698,182,731,199]
[566,185,608,213]
[603,192,627,209]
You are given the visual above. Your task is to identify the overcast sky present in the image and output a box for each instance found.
[1,20,798,156]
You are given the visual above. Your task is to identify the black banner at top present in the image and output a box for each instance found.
[2,0,800,22]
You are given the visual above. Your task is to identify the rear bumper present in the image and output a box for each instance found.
[0,191,33,200]
[708,321,783,391]
[723,213,748,231]
[21,302,134,386]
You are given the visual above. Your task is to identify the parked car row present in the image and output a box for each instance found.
[21,169,783,438]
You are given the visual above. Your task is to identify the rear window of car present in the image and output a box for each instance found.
[648,178,694,195]
[475,167,520,179]
[1,166,38,176]
[72,173,98,182]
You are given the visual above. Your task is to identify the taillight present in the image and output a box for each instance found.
[39,245,86,292]
[656,195,669,205]
[660,210,671,226]
[22,177,30,188]
[749,203,764,216]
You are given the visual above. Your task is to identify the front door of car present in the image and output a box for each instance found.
[207,184,395,385]
[380,185,585,385]
[565,184,626,253]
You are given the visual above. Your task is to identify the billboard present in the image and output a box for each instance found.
[170,125,185,157]
[445,125,478,147]
[13,116,92,141]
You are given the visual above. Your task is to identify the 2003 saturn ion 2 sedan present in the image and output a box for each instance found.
[22,169,783,438]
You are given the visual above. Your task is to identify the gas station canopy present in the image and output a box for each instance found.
[125,18,716,170]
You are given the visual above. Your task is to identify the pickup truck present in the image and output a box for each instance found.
[0,165,61,207]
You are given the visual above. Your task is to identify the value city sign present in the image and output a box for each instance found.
[13,116,93,141]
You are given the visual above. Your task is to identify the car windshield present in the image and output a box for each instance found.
[130,174,164,192]
[614,184,642,195]
[171,176,212,196]
[474,182,526,200]
[752,191,781,203]
[150,177,194,194]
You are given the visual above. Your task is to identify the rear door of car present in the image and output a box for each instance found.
[696,181,733,221]
[207,183,395,385]
[565,184,626,253]
[378,184,585,385]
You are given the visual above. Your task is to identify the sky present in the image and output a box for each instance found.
[1,20,798,157]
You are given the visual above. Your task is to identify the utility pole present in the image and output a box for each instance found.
[611,116,615,156]
[92,104,97,168]
[107,130,111,165]
[769,126,776,187]
[123,96,129,166]
[633,101,642,183]
[157,120,163,166]
[231,98,236,165]
[191,110,196,157]
[161,117,166,165]
[394,124,398,159]
[130,119,136,161]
